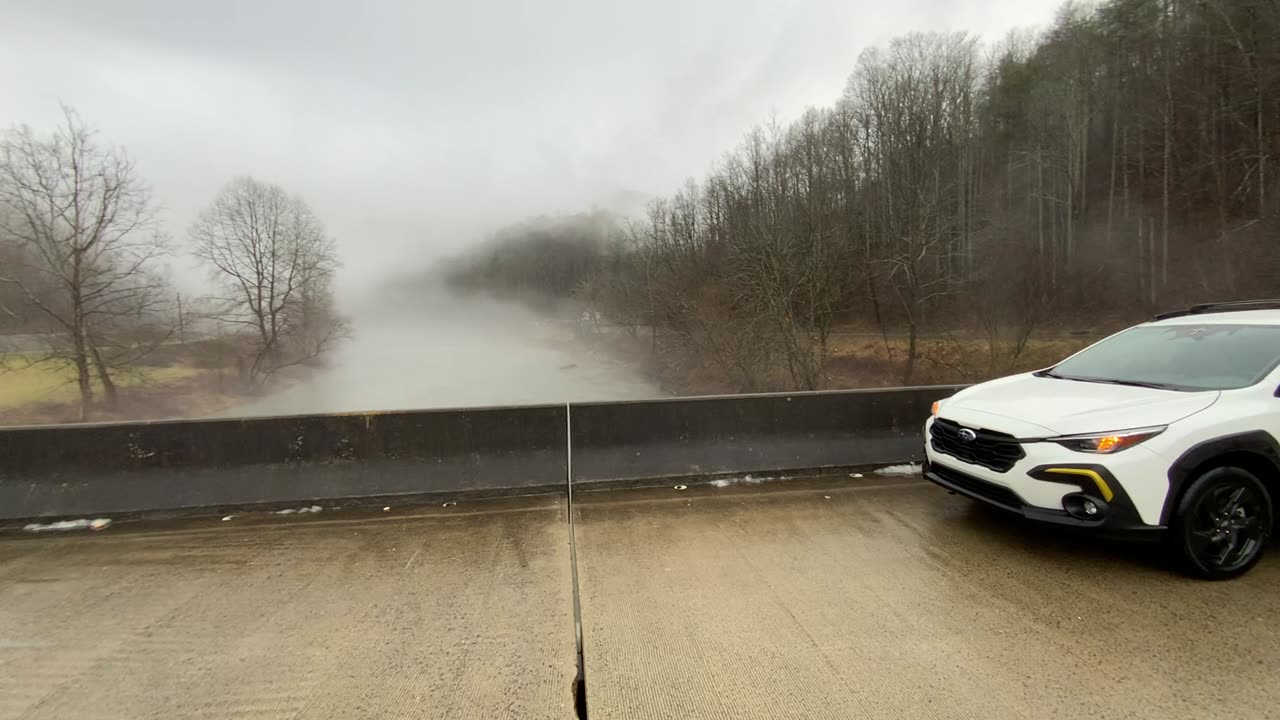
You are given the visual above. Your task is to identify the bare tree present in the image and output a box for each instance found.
[190,177,344,388]
[729,110,852,390]
[0,108,170,419]
[846,33,980,383]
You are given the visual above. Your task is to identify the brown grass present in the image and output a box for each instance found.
[0,371,245,427]
[825,335,1097,387]
[0,340,253,426]
[591,327,1102,395]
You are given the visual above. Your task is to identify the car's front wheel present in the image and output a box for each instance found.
[1171,466,1273,580]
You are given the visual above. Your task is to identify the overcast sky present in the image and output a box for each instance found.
[1,0,1063,300]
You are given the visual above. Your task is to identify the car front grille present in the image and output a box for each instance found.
[928,462,1025,510]
[929,418,1025,473]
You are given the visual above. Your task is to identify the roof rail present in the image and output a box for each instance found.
[1153,299,1280,321]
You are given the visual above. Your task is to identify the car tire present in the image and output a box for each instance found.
[1170,466,1273,580]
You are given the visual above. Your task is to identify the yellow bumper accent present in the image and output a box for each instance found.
[1044,468,1115,503]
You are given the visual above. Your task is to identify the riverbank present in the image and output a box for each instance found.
[0,354,244,426]
[580,325,1098,395]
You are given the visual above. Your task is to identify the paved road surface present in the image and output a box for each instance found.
[3,477,1279,719]
[573,477,1280,720]
[0,496,577,720]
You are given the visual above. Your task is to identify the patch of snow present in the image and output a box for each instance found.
[275,505,323,516]
[873,463,922,476]
[23,518,111,533]
[706,473,792,488]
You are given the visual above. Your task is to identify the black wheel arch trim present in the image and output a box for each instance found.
[1161,431,1280,526]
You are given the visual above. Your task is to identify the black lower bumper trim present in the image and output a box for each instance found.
[924,459,1165,537]
[927,461,1024,512]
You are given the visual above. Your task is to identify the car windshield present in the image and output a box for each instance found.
[1047,324,1280,391]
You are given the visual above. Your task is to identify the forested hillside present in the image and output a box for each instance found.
[447,0,1280,391]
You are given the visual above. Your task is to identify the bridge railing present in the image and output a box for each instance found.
[0,386,962,521]
[570,386,956,486]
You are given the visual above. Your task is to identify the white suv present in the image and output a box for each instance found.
[924,301,1280,579]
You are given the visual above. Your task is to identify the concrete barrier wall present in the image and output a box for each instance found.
[570,386,963,484]
[0,405,568,519]
[0,385,965,520]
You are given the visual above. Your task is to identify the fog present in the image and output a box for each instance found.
[229,288,663,416]
[1,0,1064,415]
[2,0,1062,299]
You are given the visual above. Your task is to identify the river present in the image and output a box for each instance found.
[226,290,664,417]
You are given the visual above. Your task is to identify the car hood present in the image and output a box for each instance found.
[938,373,1220,437]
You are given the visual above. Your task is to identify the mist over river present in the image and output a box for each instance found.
[227,289,663,417]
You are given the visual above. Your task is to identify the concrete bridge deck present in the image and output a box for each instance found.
[2,477,1278,720]
[0,496,577,720]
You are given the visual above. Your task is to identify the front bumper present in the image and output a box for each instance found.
[922,419,1168,537]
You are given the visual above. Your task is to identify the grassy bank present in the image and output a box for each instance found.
[0,355,199,408]
[0,349,243,426]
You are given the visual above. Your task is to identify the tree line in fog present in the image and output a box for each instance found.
[447,0,1280,391]
[0,110,345,420]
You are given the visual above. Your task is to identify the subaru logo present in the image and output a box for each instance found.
[957,428,977,443]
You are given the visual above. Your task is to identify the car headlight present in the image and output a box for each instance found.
[1052,426,1166,453]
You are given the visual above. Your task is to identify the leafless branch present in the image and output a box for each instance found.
[189,176,344,388]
